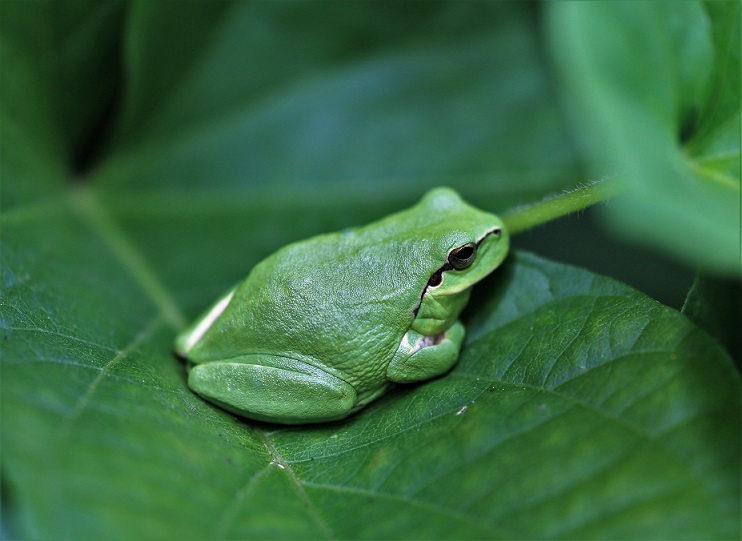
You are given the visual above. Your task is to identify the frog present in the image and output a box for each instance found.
[175,187,509,424]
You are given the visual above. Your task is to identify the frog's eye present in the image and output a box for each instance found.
[448,242,477,270]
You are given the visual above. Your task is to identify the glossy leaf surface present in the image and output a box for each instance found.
[1,2,739,539]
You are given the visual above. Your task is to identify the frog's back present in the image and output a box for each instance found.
[216,227,445,389]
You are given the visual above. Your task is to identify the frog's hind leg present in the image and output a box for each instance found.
[188,356,357,424]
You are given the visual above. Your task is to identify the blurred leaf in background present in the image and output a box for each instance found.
[1,1,740,540]
[548,1,741,275]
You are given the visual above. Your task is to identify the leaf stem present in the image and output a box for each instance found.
[502,176,624,235]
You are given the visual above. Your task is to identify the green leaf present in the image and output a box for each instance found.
[3,210,739,538]
[113,0,518,148]
[95,1,577,205]
[691,1,742,152]
[548,1,741,275]
[3,2,740,539]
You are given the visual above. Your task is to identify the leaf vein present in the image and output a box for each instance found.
[62,315,165,426]
[3,326,119,353]
[302,480,511,538]
[212,464,273,538]
[254,428,335,539]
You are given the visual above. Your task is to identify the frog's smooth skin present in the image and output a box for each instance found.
[175,188,509,424]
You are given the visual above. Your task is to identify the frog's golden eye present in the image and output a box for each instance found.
[448,242,477,270]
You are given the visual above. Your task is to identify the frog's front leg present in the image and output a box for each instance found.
[386,321,465,383]
[188,355,358,424]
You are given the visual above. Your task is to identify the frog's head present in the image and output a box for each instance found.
[409,187,509,335]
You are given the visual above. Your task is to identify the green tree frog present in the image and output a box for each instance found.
[175,187,508,424]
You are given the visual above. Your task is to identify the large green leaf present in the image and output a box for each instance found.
[548,1,741,275]
[2,1,740,539]
[3,213,739,538]
[94,1,577,204]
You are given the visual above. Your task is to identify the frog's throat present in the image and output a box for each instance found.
[412,286,470,336]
